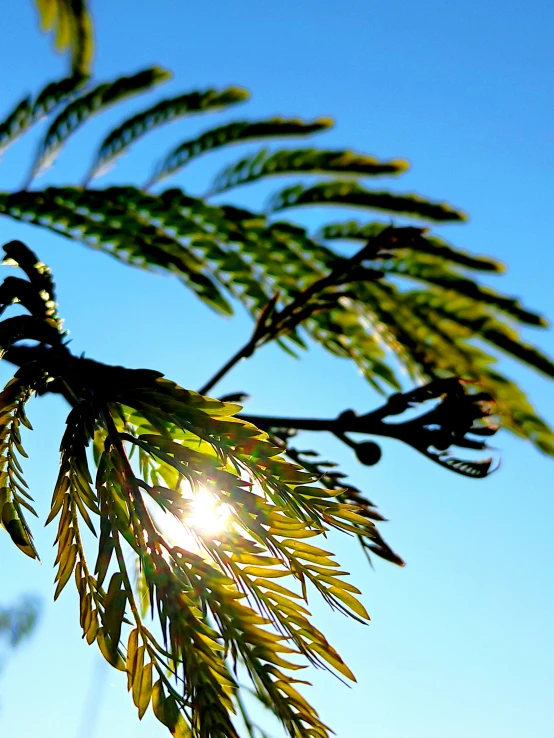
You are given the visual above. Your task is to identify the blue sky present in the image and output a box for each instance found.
[0,1,553,737]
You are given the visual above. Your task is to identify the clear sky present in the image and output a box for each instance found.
[0,2,553,737]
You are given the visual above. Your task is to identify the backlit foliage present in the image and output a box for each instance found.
[0,39,553,735]
[0,70,551,456]
[1,240,377,737]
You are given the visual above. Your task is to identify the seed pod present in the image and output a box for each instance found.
[355,441,382,466]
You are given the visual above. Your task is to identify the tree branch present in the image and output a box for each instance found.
[239,378,498,478]
[198,227,410,395]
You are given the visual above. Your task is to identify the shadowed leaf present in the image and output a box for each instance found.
[209,148,409,195]
[29,68,170,180]
[267,180,467,221]
[147,117,334,187]
[0,75,86,160]
[85,87,250,182]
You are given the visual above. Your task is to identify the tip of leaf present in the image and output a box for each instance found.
[228,87,250,101]
[315,117,334,128]
[152,67,173,84]
[391,158,410,171]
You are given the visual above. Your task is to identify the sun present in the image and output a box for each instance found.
[187,487,232,535]
[155,485,232,551]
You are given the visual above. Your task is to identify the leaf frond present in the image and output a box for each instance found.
[29,68,170,180]
[209,148,409,195]
[267,181,467,222]
[147,117,334,187]
[86,87,250,183]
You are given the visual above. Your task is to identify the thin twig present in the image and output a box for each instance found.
[199,229,396,395]
[199,338,257,395]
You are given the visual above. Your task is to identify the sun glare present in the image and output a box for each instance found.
[155,485,232,552]
[188,488,232,534]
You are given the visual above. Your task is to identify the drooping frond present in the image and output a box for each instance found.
[38,359,374,736]
[0,76,87,160]
[85,87,250,182]
[28,68,170,180]
[0,237,386,736]
[88,378,371,733]
[209,148,409,195]
[267,180,467,222]
[34,0,94,76]
[271,434,404,567]
[0,377,38,560]
[147,117,334,187]
[0,239,70,562]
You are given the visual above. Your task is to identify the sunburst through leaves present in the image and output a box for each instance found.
[153,483,233,554]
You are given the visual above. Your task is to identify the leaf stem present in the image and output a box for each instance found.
[199,229,396,395]
[199,338,257,395]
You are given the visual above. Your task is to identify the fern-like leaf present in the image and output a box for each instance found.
[147,117,334,187]
[0,378,38,560]
[267,180,467,221]
[0,76,86,160]
[209,148,409,195]
[0,187,236,315]
[43,362,375,737]
[380,257,545,325]
[85,87,250,183]
[29,68,170,181]
[0,98,32,160]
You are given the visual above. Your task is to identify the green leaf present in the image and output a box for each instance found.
[308,642,356,681]
[0,188,233,315]
[104,576,127,651]
[327,586,370,620]
[0,76,86,160]
[32,75,89,119]
[382,258,545,325]
[137,662,153,719]
[126,628,139,689]
[151,681,167,726]
[96,627,125,670]
[29,68,171,180]
[53,542,77,599]
[131,645,146,708]
[267,180,467,222]
[147,116,334,187]
[86,87,249,182]
[209,148,409,194]
[0,97,31,159]
[1,500,38,559]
